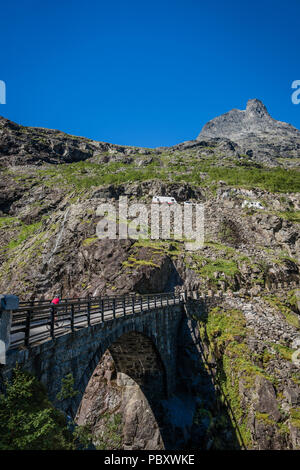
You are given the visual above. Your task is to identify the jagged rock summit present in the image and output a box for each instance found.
[197,99,300,161]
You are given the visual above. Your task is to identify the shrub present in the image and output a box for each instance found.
[0,366,74,450]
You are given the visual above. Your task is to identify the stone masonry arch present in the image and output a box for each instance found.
[1,304,184,421]
[75,331,169,449]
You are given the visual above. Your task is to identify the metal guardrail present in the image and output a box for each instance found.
[9,292,183,350]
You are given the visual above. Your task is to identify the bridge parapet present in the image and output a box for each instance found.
[8,291,182,350]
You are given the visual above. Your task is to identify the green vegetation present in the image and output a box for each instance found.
[0,368,97,450]
[204,241,235,256]
[203,166,300,193]
[133,239,183,257]
[122,255,160,269]
[199,307,277,448]
[264,295,300,329]
[82,237,98,247]
[275,211,300,223]
[72,424,93,449]
[0,219,43,252]
[291,372,300,387]
[199,259,239,279]
[255,412,290,437]
[0,366,73,450]
[286,289,299,310]
[37,160,168,190]
[255,411,276,426]
[26,154,300,193]
[271,250,298,266]
[56,373,79,403]
[186,254,239,286]
[0,216,18,228]
[96,413,122,450]
[270,343,294,362]
[290,408,300,428]
[6,221,43,250]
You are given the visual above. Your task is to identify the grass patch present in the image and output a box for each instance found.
[82,237,98,247]
[275,211,300,223]
[0,216,18,228]
[290,408,300,428]
[31,155,300,193]
[270,343,294,362]
[122,256,160,269]
[204,166,300,193]
[5,221,43,251]
[264,296,300,329]
[96,413,122,450]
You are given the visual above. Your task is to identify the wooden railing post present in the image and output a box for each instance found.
[123,297,126,316]
[132,295,135,314]
[101,298,104,322]
[50,305,55,340]
[24,308,32,347]
[87,295,91,326]
[147,294,150,310]
[160,294,163,307]
[112,298,116,319]
[140,296,143,312]
[70,304,75,332]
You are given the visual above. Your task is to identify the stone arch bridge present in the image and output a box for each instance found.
[0,291,224,421]
[1,292,199,416]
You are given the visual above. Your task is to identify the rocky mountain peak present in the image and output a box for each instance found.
[198,98,275,141]
[245,98,270,118]
[197,98,300,162]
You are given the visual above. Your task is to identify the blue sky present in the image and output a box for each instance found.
[1,0,300,147]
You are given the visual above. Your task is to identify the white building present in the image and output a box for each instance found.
[152,196,178,204]
[242,200,264,210]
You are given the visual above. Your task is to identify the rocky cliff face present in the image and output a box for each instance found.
[0,102,299,449]
[0,115,143,167]
[192,295,300,450]
[198,99,300,163]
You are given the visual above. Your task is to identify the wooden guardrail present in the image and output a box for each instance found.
[9,292,183,350]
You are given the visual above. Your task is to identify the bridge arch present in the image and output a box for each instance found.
[73,328,168,412]
[107,331,167,396]
[48,306,183,418]
[74,330,169,449]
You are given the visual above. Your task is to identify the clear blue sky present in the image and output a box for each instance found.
[1,0,300,147]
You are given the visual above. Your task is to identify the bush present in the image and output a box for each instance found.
[0,366,74,450]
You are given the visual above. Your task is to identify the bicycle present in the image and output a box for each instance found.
[45,305,64,331]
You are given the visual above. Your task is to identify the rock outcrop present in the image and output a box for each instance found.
[0,115,141,166]
[197,99,300,163]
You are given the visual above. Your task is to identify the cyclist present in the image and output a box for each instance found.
[51,295,60,306]
[51,295,60,326]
